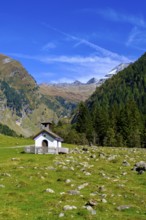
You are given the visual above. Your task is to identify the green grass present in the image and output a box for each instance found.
[0,134,34,148]
[0,138,146,219]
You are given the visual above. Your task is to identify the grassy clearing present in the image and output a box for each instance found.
[0,134,34,148]
[0,139,146,219]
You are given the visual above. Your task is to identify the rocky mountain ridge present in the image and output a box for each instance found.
[0,53,132,137]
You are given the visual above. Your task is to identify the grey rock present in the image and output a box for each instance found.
[122,160,130,166]
[67,190,80,195]
[86,200,97,206]
[11,158,20,161]
[84,171,91,176]
[133,161,146,174]
[108,155,117,161]
[98,185,106,192]
[59,213,64,218]
[90,154,96,159]
[77,182,88,190]
[1,173,11,177]
[65,179,71,184]
[101,198,107,203]
[45,188,55,193]
[86,205,93,211]
[117,205,131,211]
[99,152,106,159]
[0,184,5,188]
[63,205,77,211]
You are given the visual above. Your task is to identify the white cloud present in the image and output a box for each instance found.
[8,25,132,83]
[41,42,56,51]
[42,23,129,61]
[8,52,131,83]
[83,8,146,27]
[126,27,146,50]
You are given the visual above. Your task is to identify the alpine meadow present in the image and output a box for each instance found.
[1,0,146,219]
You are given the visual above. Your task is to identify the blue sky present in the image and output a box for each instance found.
[1,0,146,83]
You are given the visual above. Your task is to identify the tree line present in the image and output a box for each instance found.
[54,53,146,147]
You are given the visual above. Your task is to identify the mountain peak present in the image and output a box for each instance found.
[72,80,83,85]
[86,77,98,84]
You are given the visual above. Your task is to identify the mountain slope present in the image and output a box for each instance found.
[73,53,146,147]
[39,83,97,102]
[0,54,62,136]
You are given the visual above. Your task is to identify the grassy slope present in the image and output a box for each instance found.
[40,84,97,102]
[0,139,146,219]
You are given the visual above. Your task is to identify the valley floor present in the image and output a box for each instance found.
[0,143,146,220]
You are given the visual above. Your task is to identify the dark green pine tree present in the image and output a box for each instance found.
[75,102,93,144]
[117,100,142,147]
[93,105,109,146]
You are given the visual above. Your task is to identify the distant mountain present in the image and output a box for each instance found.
[96,63,131,86]
[86,77,98,84]
[0,54,77,137]
[40,63,131,103]
[39,83,96,102]
[0,53,133,137]
[72,80,84,85]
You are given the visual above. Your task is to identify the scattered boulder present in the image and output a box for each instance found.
[85,199,97,207]
[99,152,106,159]
[67,190,80,195]
[82,147,88,152]
[98,185,106,192]
[63,205,77,211]
[117,205,131,211]
[0,184,5,188]
[108,155,117,161]
[90,154,96,159]
[84,205,96,215]
[11,158,20,161]
[45,188,55,193]
[77,182,89,190]
[65,179,71,184]
[1,173,11,177]
[101,198,107,203]
[122,160,130,166]
[59,213,64,218]
[133,161,146,174]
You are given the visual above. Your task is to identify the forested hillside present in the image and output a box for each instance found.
[72,53,146,147]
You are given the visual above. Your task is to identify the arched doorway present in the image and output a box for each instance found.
[42,140,48,147]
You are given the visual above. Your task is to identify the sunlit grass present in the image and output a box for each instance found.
[0,138,146,219]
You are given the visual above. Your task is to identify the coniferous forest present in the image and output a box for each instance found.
[69,53,146,147]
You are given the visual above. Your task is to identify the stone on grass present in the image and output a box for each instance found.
[63,205,77,211]
[45,188,55,193]
[122,160,130,166]
[84,171,91,176]
[101,198,107,203]
[108,155,117,161]
[59,213,64,218]
[1,173,11,177]
[98,185,106,192]
[86,205,93,211]
[11,158,20,161]
[0,184,5,188]
[86,199,97,206]
[99,152,106,159]
[84,205,96,215]
[67,190,80,195]
[133,161,146,174]
[65,179,71,184]
[117,205,131,211]
[77,182,88,190]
